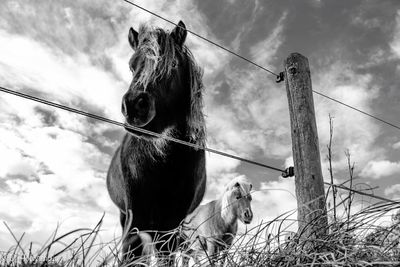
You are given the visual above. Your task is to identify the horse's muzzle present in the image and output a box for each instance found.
[122,91,156,128]
[243,209,253,224]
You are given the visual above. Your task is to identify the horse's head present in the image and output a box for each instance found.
[122,21,204,143]
[221,177,254,225]
[392,209,400,224]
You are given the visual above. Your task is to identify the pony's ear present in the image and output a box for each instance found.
[128,27,139,50]
[234,182,240,188]
[250,184,253,190]
[171,20,187,46]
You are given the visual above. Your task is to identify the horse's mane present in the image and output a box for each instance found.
[221,176,252,222]
[133,24,205,147]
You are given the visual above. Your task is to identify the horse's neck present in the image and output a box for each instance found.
[121,127,197,169]
[123,127,180,155]
[217,197,238,234]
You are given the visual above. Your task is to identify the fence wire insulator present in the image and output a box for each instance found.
[282,166,294,178]
[276,72,285,83]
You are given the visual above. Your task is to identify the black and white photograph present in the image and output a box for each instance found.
[1,0,400,266]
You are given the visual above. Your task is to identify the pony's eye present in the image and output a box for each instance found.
[236,195,241,200]
[171,59,178,68]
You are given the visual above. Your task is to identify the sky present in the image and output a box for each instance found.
[1,0,400,256]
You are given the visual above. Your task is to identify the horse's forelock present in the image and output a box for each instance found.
[225,176,252,195]
[133,24,176,89]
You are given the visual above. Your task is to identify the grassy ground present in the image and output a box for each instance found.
[2,197,400,266]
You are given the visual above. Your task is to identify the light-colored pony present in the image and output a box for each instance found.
[181,176,253,266]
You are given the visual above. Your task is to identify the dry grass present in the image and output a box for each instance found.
[0,213,123,267]
[3,194,399,267]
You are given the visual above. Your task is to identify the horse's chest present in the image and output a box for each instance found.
[136,151,196,189]
[133,160,195,214]
[122,147,204,229]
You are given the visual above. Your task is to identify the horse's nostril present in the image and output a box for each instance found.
[244,210,252,220]
[133,95,151,114]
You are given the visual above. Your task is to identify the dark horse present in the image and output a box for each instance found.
[106,21,206,263]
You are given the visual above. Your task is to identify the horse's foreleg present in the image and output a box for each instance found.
[180,253,191,267]
[219,250,229,267]
[120,212,126,231]
[194,238,216,266]
[153,229,181,266]
[121,233,143,263]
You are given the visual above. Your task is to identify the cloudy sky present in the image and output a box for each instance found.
[1,0,400,254]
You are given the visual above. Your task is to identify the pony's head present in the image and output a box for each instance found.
[221,176,253,225]
[392,209,400,224]
[122,21,205,146]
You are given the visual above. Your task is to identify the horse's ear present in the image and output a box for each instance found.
[171,20,187,46]
[234,182,240,188]
[128,27,139,50]
[250,184,253,190]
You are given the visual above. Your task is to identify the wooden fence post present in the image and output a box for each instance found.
[284,53,328,240]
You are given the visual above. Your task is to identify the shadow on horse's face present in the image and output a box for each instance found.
[122,21,190,137]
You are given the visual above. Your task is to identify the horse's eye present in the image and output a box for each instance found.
[171,59,178,68]
[236,195,241,200]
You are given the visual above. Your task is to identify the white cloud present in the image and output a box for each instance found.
[202,12,291,162]
[0,30,125,121]
[206,152,240,178]
[384,184,400,196]
[250,11,287,66]
[230,1,261,52]
[284,156,293,168]
[0,181,119,258]
[0,83,119,252]
[257,178,297,219]
[393,141,400,150]
[192,9,291,164]
[361,160,400,179]
[313,62,382,176]
[0,141,37,179]
[206,105,253,156]
[390,10,400,58]
[352,15,380,29]
[206,71,292,160]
